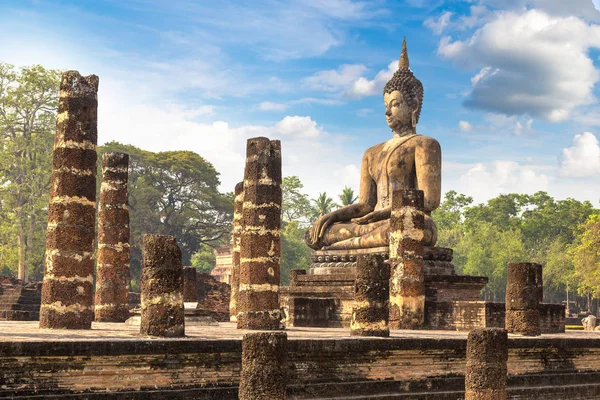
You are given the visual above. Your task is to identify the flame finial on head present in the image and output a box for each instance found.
[399,37,409,70]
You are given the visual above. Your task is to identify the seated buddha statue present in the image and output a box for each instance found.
[306,38,441,251]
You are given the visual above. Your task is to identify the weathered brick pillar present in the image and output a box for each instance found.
[94,152,130,322]
[40,71,99,330]
[351,254,390,337]
[229,181,244,322]
[183,267,198,302]
[140,235,185,337]
[237,138,282,330]
[239,332,287,400]
[465,328,508,400]
[389,189,425,329]
[506,262,541,336]
[533,262,543,303]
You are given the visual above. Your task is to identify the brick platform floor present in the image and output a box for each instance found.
[0,321,595,342]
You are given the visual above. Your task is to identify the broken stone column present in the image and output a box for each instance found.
[582,315,597,331]
[183,267,198,303]
[351,254,390,337]
[239,332,287,400]
[40,71,99,330]
[533,262,543,303]
[140,235,184,337]
[229,181,244,322]
[94,152,130,323]
[506,262,541,336]
[465,328,508,400]
[389,189,425,329]
[237,138,282,330]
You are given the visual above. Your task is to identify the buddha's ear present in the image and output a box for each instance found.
[412,99,419,128]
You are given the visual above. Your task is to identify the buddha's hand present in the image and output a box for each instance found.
[306,213,336,247]
[351,207,390,225]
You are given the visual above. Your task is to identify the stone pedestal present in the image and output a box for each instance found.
[505,262,541,336]
[239,332,287,400]
[237,138,282,330]
[465,328,508,400]
[95,152,130,323]
[229,182,244,322]
[351,254,390,337]
[140,235,184,337]
[40,71,99,330]
[389,189,425,329]
[183,267,198,303]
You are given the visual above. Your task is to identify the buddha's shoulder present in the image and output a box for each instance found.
[413,134,441,149]
[363,135,440,156]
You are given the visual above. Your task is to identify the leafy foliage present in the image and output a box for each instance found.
[338,186,358,206]
[0,63,60,281]
[99,142,233,285]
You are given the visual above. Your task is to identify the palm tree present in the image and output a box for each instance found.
[312,192,337,218]
[339,186,358,206]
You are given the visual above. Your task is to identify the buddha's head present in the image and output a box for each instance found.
[383,37,424,134]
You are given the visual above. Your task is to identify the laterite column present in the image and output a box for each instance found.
[506,262,541,336]
[466,328,508,400]
[140,235,185,337]
[95,152,130,322]
[239,332,287,400]
[237,138,282,330]
[183,266,198,302]
[40,71,99,330]
[351,254,390,337]
[389,189,425,329]
[229,182,244,321]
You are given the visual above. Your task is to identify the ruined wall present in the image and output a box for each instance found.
[196,272,230,322]
[2,336,600,399]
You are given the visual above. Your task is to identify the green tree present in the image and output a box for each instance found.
[191,243,217,273]
[432,190,473,231]
[280,221,313,285]
[99,142,233,286]
[281,176,312,227]
[571,214,600,309]
[0,63,60,281]
[338,186,358,206]
[312,192,336,219]
[455,221,526,301]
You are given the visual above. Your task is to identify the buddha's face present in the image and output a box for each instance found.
[384,90,413,133]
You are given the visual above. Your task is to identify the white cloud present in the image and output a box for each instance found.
[438,9,600,122]
[424,11,453,35]
[456,161,550,202]
[304,64,368,92]
[259,101,288,111]
[458,120,473,132]
[483,113,534,135]
[273,116,324,138]
[559,132,600,177]
[356,108,374,117]
[346,60,397,98]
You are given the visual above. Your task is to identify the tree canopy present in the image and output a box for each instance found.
[99,142,233,284]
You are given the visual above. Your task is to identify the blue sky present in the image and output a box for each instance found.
[1,0,600,204]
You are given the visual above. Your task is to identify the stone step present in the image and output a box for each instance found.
[0,310,39,321]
